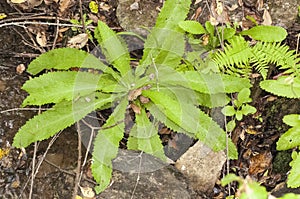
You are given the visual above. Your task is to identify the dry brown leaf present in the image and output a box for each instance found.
[59,0,74,16]
[0,80,6,92]
[16,64,26,74]
[128,88,143,101]
[67,33,88,49]
[79,186,95,199]
[28,0,43,7]
[262,9,272,26]
[130,103,141,114]
[36,31,47,47]
[99,2,111,11]
[10,0,26,3]
[44,0,58,5]
[249,151,272,176]
[139,95,150,104]
[194,0,202,5]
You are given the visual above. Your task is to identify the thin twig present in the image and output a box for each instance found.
[28,141,37,199]
[52,18,60,50]
[78,0,86,33]
[130,151,143,199]
[73,122,83,199]
[28,106,42,199]
[0,21,95,29]
[1,107,49,113]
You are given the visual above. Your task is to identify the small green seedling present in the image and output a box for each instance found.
[221,88,256,131]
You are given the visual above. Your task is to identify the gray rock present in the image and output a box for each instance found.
[267,0,300,28]
[99,166,194,199]
[116,0,161,35]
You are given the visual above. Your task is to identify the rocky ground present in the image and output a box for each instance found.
[1,0,300,198]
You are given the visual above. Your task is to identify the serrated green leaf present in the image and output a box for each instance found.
[283,114,300,127]
[95,21,132,79]
[145,100,189,133]
[237,88,252,103]
[13,93,113,148]
[222,106,236,116]
[154,0,191,30]
[181,72,251,94]
[240,25,287,42]
[277,127,300,150]
[178,20,206,34]
[140,0,191,69]
[27,48,118,78]
[196,92,229,108]
[143,89,237,159]
[92,97,128,193]
[22,71,120,106]
[287,152,300,188]
[260,76,300,98]
[142,89,200,134]
[127,108,165,159]
[196,110,238,159]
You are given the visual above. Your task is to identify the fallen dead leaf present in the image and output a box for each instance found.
[130,103,141,114]
[67,33,88,49]
[194,0,202,5]
[80,186,95,199]
[36,31,47,47]
[139,95,150,104]
[262,9,272,26]
[0,80,6,92]
[99,2,111,11]
[59,0,75,16]
[128,88,143,101]
[16,64,26,74]
[10,0,26,3]
[28,0,43,7]
[249,151,272,176]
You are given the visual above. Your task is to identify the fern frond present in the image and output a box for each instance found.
[251,42,300,78]
[213,36,252,76]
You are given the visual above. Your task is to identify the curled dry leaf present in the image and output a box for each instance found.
[67,33,88,49]
[0,80,6,92]
[79,186,95,199]
[36,31,47,47]
[10,0,26,3]
[16,64,26,74]
[248,151,272,176]
[128,87,143,101]
[59,0,75,16]
[130,103,141,114]
[262,9,272,26]
[139,95,150,104]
